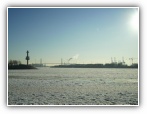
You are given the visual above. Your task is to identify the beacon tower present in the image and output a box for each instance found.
[26,50,30,65]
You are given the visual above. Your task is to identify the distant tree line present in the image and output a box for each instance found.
[8,60,37,69]
[8,60,21,66]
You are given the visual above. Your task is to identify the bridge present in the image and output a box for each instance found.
[44,63,61,66]
[42,63,61,64]
[32,63,61,66]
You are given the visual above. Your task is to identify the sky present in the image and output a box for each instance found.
[8,7,139,65]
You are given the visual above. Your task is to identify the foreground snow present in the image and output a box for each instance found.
[8,72,138,105]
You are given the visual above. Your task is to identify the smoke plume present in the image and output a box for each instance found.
[72,54,79,59]
[68,54,79,62]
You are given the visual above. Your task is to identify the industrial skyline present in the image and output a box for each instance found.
[8,7,139,65]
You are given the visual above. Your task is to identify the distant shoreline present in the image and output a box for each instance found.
[51,63,138,68]
[8,64,138,69]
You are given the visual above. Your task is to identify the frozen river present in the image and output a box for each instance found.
[8,68,138,105]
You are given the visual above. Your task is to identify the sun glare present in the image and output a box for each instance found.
[130,11,139,30]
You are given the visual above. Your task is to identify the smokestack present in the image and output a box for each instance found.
[40,58,42,64]
[61,58,63,65]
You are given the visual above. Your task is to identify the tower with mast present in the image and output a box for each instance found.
[26,50,30,65]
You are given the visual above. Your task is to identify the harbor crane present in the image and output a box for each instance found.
[129,58,137,65]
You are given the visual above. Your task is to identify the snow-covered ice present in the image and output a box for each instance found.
[8,68,138,105]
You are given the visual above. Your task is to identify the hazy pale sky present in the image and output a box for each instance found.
[8,7,139,65]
